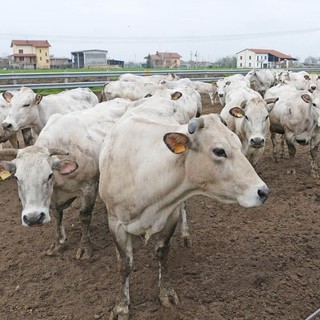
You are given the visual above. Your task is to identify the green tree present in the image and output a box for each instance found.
[214,55,237,68]
[146,54,152,68]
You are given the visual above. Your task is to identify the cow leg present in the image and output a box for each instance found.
[76,183,98,260]
[310,144,319,178]
[46,197,77,256]
[285,137,297,175]
[108,215,133,320]
[279,134,285,159]
[21,128,34,146]
[271,131,279,161]
[46,208,67,256]
[179,202,191,247]
[286,138,296,159]
[155,208,180,307]
[8,134,19,149]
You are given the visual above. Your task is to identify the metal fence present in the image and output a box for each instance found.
[0,67,319,91]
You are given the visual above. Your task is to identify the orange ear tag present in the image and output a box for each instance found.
[175,144,186,154]
[0,170,11,180]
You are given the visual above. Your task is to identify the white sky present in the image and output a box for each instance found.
[2,0,320,63]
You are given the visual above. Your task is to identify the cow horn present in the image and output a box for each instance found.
[188,117,204,134]
[265,97,279,104]
[0,149,18,157]
[240,100,247,109]
[48,148,69,156]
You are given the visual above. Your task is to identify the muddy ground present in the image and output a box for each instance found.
[1,94,320,320]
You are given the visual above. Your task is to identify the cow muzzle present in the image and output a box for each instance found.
[257,186,270,204]
[250,137,265,148]
[23,212,46,226]
[2,122,14,132]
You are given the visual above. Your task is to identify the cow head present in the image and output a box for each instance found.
[0,146,78,227]
[2,87,42,132]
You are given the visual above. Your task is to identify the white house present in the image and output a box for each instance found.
[236,49,297,69]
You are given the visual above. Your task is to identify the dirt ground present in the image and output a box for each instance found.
[1,94,320,320]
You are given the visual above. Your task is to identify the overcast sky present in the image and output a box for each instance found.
[2,0,320,63]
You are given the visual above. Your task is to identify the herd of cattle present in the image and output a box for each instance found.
[0,68,319,319]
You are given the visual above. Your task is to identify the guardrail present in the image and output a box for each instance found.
[0,68,319,91]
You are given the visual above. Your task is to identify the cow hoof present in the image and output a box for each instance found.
[109,304,129,320]
[46,243,66,256]
[180,236,192,248]
[159,287,180,307]
[76,246,92,260]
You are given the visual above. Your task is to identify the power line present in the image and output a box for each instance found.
[1,28,319,44]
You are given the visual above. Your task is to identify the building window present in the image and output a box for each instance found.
[46,59,49,63]
[240,63,242,67]
[19,49,23,54]
[240,56,242,60]
[249,63,251,67]
[45,53,47,56]
[249,56,252,60]
[40,49,42,53]
[257,56,259,61]
[40,57,42,61]
[19,57,24,61]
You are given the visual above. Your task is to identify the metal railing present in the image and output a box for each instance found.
[0,67,319,91]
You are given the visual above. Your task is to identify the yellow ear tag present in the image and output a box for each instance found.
[174,143,186,154]
[0,170,11,180]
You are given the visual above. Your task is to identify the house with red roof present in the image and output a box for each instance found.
[146,51,182,68]
[236,48,297,69]
[9,40,51,69]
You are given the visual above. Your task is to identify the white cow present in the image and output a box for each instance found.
[99,103,269,318]
[309,73,320,92]
[279,71,313,91]
[215,74,250,107]
[118,72,179,83]
[162,78,217,106]
[2,87,99,135]
[0,93,18,148]
[0,91,35,148]
[220,87,277,166]
[265,84,320,163]
[245,69,277,97]
[0,98,132,260]
[100,80,166,102]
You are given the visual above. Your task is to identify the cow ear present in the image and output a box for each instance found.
[301,94,312,103]
[171,91,182,100]
[3,91,13,103]
[52,160,78,175]
[304,75,311,80]
[35,94,43,105]
[229,107,245,118]
[0,161,16,180]
[163,132,191,154]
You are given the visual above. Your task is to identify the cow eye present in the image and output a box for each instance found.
[244,115,249,120]
[23,104,30,107]
[13,175,18,181]
[48,173,53,181]
[213,148,227,158]
[265,115,269,120]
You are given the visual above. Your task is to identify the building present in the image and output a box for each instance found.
[107,59,124,68]
[146,51,182,68]
[9,40,51,69]
[50,56,72,69]
[236,48,297,69]
[71,49,109,68]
